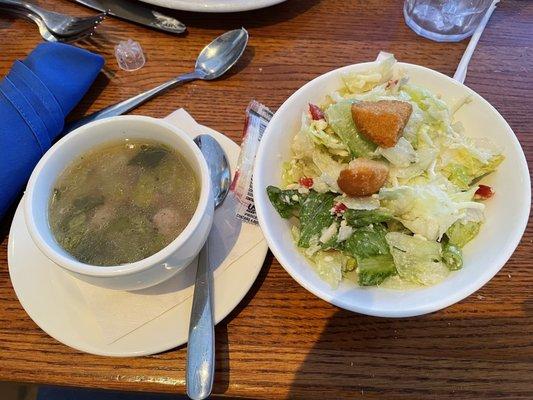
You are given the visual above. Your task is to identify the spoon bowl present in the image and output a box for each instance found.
[195,28,249,80]
[194,135,231,207]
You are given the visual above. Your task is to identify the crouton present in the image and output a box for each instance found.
[351,100,412,148]
[337,159,389,197]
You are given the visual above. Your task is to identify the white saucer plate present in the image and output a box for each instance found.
[8,120,268,356]
[139,0,286,12]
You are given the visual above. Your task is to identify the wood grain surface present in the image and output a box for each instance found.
[0,0,532,399]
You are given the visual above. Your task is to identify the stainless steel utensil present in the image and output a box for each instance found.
[0,0,106,38]
[194,135,231,209]
[1,7,98,42]
[72,0,186,34]
[187,135,231,400]
[65,28,249,132]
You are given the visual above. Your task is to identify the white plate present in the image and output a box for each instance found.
[139,0,286,12]
[8,121,268,356]
[254,61,531,318]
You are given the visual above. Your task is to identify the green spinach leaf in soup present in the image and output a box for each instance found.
[73,194,105,214]
[129,144,170,168]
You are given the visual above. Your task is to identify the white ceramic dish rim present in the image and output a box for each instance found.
[254,61,531,317]
[24,115,212,278]
[139,0,286,12]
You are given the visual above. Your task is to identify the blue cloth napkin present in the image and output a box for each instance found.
[0,43,104,219]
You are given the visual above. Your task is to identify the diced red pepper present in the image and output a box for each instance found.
[309,103,325,120]
[332,202,347,214]
[299,177,314,188]
[474,184,494,200]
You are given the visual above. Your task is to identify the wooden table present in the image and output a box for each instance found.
[0,1,531,398]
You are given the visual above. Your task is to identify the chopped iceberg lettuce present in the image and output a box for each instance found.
[334,195,380,210]
[377,137,417,167]
[281,159,319,188]
[440,146,504,189]
[311,149,347,193]
[300,113,350,157]
[379,184,484,241]
[311,251,350,288]
[391,147,438,182]
[386,232,449,286]
[400,83,450,128]
[341,54,396,94]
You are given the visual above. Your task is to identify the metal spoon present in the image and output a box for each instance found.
[187,135,231,400]
[65,28,249,132]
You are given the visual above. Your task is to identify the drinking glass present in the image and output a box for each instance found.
[404,0,494,42]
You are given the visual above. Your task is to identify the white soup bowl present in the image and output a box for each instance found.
[24,115,214,291]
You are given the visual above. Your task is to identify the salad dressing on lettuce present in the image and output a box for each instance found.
[267,55,503,289]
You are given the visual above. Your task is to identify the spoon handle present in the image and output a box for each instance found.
[64,71,201,133]
[186,241,214,400]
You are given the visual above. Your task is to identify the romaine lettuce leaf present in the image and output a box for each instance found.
[386,232,449,286]
[442,241,463,270]
[357,255,397,286]
[325,100,377,158]
[266,186,304,218]
[343,209,392,228]
[343,223,390,259]
[298,191,336,248]
[445,221,481,247]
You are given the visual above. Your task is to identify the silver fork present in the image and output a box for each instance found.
[0,0,106,38]
[1,8,97,42]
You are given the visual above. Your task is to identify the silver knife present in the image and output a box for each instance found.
[72,0,186,34]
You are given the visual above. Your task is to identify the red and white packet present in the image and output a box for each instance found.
[230,100,273,224]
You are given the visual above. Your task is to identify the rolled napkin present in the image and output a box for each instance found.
[0,43,104,219]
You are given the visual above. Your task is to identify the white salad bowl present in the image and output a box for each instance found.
[24,116,214,291]
[253,62,530,317]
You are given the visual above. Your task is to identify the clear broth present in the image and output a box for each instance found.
[48,139,200,266]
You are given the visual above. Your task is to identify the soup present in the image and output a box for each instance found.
[48,140,200,266]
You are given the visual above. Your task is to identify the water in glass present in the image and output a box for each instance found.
[404,0,493,42]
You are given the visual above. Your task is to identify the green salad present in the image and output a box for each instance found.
[267,55,503,289]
